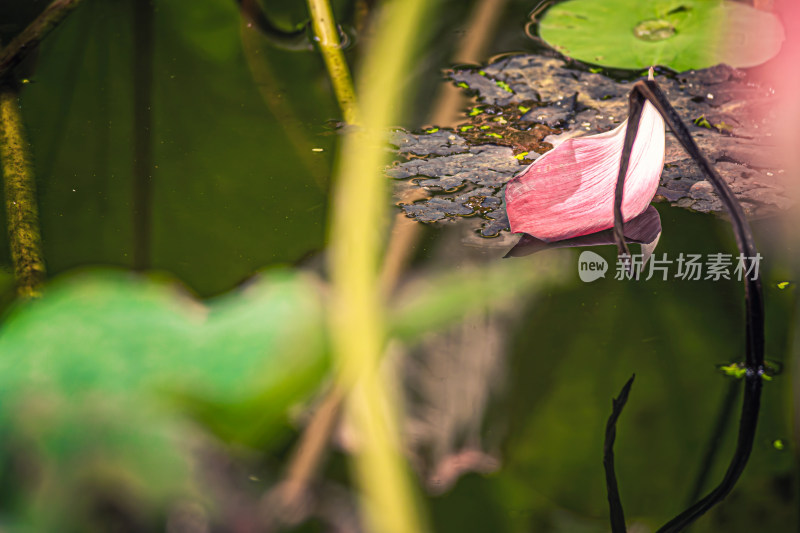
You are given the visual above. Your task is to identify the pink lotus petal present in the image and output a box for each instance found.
[505,98,665,242]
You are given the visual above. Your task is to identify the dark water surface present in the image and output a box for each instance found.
[0,1,797,532]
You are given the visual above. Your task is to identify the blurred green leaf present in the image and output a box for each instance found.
[0,253,574,529]
[0,268,327,529]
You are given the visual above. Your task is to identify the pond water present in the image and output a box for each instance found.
[0,0,797,532]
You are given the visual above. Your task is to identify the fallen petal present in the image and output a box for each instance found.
[504,99,665,241]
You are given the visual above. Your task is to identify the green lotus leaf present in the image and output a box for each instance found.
[0,268,328,529]
[539,0,784,71]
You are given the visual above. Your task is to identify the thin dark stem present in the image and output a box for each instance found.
[685,380,740,507]
[132,0,155,270]
[610,78,766,533]
[612,92,644,258]
[636,79,764,371]
[658,377,762,532]
[604,375,635,533]
[0,0,84,80]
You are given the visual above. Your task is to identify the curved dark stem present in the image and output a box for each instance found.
[658,376,762,532]
[610,78,766,533]
[635,79,764,372]
[0,0,84,80]
[235,0,313,51]
[685,380,740,507]
[612,91,644,258]
[604,375,635,533]
[529,0,555,22]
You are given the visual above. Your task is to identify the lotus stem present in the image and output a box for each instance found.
[327,0,430,531]
[278,0,505,509]
[0,0,84,79]
[306,0,358,124]
[612,93,644,260]
[0,89,46,298]
[0,0,87,297]
[604,375,635,533]
[684,381,740,506]
[610,76,766,533]
[644,74,764,532]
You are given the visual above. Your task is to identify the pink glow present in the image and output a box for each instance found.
[505,99,665,242]
[757,1,800,197]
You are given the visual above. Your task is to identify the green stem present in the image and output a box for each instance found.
[0,89,46,298]
[0,0,87,297]
[327,0,430,531]
[306,0,358,124]
[0,0,84,79]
